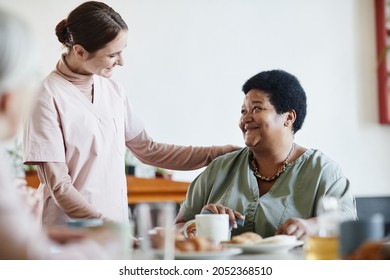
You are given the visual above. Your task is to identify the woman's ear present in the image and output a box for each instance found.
[72,44,89,61]
[284,110,296,127]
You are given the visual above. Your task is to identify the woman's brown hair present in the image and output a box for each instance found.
[55,1,127,53]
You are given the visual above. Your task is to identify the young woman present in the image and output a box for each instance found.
[23,1,239,226]
[0,8,124,259]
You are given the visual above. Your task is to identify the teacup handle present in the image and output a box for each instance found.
[182,219,196,238]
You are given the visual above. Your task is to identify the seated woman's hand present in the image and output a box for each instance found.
[275,217,317,240]
[201,203,244,229]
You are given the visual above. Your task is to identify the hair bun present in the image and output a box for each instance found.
[55,19,69,45]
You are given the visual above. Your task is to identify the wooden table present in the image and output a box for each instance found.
[24,172,190,204]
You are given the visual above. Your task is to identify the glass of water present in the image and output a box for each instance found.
[134,201,176,260]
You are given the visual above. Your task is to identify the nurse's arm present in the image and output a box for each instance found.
[38,162,103,219]
[126,129,240,170]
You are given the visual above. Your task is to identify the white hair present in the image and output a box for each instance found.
[0,9,39,94]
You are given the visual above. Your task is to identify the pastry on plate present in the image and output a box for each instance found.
[256,234,297,245]
[226,232,263,244]
[175,236,222,252]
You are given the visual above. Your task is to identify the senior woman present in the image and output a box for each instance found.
[175,69,357,240]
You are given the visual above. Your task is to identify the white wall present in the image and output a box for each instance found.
[1,0,389,196]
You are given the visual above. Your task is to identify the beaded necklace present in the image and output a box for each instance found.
[250,143,295,182]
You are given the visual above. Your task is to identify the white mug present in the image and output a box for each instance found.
[195,214,230,243]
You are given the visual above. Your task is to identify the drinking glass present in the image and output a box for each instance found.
[66,218,132,259]
[304,196,341,260]
[134,201,176,259]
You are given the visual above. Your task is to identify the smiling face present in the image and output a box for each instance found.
[239,89,288,149]
[79,29,128,78]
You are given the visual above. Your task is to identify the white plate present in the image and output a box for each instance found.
[223,241,304,254]
[155,248,243,260]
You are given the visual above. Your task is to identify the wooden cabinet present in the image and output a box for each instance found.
[24,172,189,204]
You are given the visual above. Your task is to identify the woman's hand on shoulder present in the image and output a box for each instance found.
[201,204,244,229]
[275,217,317,240]
[220,145,242,155]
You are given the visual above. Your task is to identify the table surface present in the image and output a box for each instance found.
[130,245,304,260]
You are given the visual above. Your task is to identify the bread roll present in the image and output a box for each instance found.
[175,236,222,252]
[230,232,263,244]
[175,239,196,252]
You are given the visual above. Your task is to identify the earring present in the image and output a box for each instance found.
[284,122,288,127]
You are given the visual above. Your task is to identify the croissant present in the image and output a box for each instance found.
[175,236,222,252]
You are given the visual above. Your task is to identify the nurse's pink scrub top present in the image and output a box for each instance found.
[23,72,144,225]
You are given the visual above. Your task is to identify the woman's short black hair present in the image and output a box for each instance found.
[242,69,307,133]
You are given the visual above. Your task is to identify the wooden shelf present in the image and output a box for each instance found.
[24,172,189,204]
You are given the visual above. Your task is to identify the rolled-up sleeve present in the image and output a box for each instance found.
[23,92,66,164]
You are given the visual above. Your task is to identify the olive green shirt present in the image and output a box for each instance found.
[178,148,357,238]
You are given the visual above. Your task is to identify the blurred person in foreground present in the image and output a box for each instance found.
[0,9,125,259]
[175,69,357,241]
